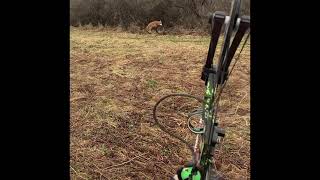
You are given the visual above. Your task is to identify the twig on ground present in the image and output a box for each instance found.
[234,92,248,115]
[70,166,89,180]
[103,153,147,170]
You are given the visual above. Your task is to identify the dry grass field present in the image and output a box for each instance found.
[70,27,250,180]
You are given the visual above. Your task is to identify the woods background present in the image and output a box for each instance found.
[70,0,250,33]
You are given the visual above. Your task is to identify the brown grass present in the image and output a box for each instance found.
[70,27,250,180]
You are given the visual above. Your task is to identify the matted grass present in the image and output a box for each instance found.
[70,27,250,180]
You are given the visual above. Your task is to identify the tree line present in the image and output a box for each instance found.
[70,0,250,32]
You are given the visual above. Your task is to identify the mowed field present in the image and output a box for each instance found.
[70,27,250,180]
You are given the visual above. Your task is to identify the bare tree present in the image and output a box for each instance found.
[70,0,250,31]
